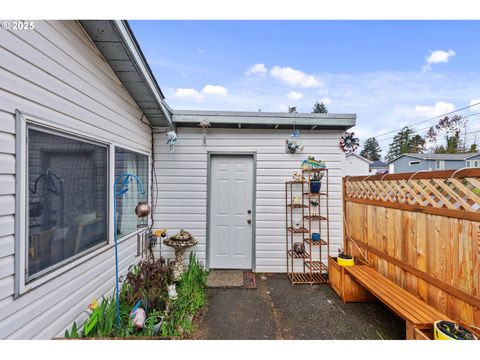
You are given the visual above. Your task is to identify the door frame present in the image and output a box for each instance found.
[206,151,257,271]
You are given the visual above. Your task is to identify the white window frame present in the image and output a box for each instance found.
[435,160,445,170]
[15,110,152,297]
[467,160,479,168]
[15,110,113,297]
[409,160,421,166]
[114,146,151,240]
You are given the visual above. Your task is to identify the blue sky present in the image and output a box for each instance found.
[130,20,480,154]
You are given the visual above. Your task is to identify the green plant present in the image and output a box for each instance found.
[161,252,208,337]
[120,258,172,311]
[65,254,206,339]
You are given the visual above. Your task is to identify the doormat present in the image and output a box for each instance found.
[206,270,244,288]
[242,271,257,289]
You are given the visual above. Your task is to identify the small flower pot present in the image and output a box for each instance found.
[434,320,477,340]
[310,180,321,194]
[337,253,354,267]
[311,232,321,242]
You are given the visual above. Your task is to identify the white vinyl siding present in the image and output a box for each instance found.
[152,127,344,273]
[0,20,152,339]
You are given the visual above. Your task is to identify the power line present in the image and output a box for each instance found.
[372,102,480,139]
[376,112,480,144]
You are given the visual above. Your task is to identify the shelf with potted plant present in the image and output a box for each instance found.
[285,157,330,285]
[301,164,330,284]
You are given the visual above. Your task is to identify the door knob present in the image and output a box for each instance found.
[247,218,252,224]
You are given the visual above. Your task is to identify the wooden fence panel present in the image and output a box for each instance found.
[343,169,480,328]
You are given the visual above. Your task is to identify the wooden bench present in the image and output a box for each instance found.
[344,265,452,339]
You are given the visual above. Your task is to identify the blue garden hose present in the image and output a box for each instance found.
[113,173,146,329]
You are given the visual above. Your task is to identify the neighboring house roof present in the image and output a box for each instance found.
[171,110,356,130]
[346,153,373,164]
[370,160,388,168]
[387,152,480,164]
[80,20,173,128]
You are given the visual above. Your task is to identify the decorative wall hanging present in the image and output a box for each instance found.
[166,130,177,152]
[199,119,211,147]
[285,126,304,153]
[340,131,359,153]
[301,155,326,171]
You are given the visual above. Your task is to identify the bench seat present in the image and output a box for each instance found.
[344,265,451,339]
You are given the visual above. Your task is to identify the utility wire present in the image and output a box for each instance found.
[376,112,480,144]
[371,102,480,139]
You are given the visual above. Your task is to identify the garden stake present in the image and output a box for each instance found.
[114,173,147,329]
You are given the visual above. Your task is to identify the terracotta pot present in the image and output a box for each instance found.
[135,202,151,218]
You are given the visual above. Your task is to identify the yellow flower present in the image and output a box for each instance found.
[88,298,98,310]
[154,228,167,238]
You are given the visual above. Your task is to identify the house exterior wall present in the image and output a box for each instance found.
[344,155,370,176]
[152,127,345,273]
[0,20,151,339]
[391,155,468,173]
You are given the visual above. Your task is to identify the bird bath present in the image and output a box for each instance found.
[163,229,198,281]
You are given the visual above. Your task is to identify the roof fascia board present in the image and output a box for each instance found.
[113,20,173,129]
[347,152,373,164]
[172,112,356,128]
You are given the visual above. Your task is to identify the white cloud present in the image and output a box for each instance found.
[201,84,228,96]
[344,90,352,97]
[423,49,456,71]
[471,99,480,108]
[414,101,455,118]
[287,91,303,101]
[245,63,268,76]
[172,88,203,100]
[270,66,322,88]
[319,97,332,105]
[172,84,229,100]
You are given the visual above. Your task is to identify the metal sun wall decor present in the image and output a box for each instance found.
[340,131,359,153]
[199,119,211,147]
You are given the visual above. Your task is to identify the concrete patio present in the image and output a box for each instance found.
[193,273,404,340]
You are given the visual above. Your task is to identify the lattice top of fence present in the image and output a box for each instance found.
[344,169,480,221]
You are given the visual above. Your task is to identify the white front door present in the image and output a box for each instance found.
[209,155,254,269]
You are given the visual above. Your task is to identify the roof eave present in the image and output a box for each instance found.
[171,110,356,130]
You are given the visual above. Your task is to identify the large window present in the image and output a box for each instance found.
[114,148,149,238]
[27,127,108,281]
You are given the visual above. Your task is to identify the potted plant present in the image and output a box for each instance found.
[434,320,477,340]
[309,172,324,193]
[337,248,354,267]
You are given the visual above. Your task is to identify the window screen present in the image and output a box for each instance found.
[114,148,148,238]
[27,127,108,280]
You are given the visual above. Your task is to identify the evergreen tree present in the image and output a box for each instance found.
[360,137,382,161]
[312,101,328,113]
[288,106,298,113]
[385,126,425,162]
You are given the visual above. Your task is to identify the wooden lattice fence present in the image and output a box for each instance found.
[343,169,480,329]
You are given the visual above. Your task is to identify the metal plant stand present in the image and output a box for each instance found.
[285,168,330,285]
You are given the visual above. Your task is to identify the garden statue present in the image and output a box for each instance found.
[163,229,198,281]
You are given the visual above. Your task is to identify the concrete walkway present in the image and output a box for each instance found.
[193,273,404,340]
